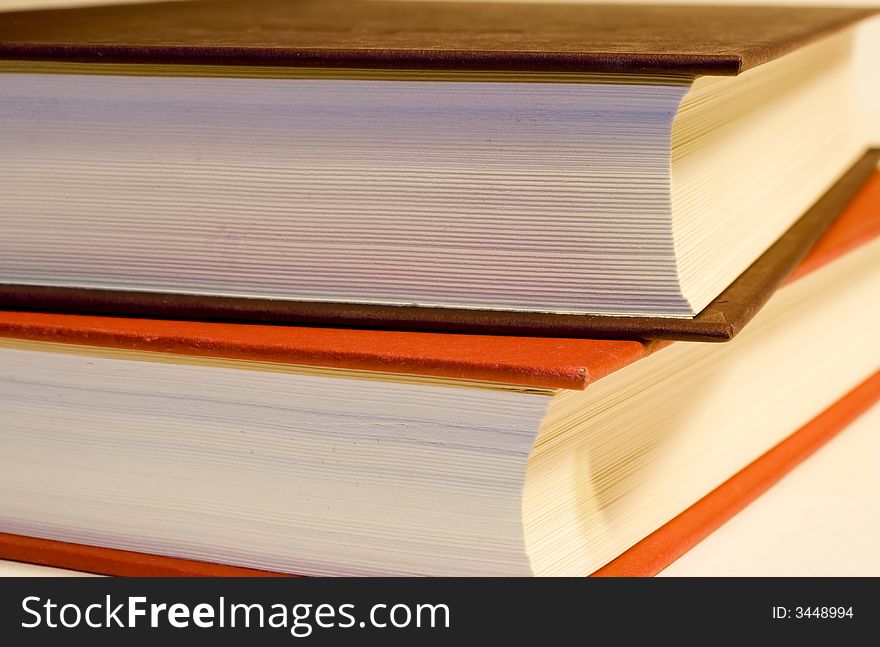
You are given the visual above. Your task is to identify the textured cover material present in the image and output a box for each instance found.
[0,371,877,577]
[788,163,880,285]
[0,166,878,392]
[0,312,647,391]
[592,370,880,577]
[0,534,283,578]
[0,1,873,75]
[1,152,878,349]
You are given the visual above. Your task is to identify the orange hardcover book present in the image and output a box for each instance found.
[0,370,877,578]
[0,170,878,577]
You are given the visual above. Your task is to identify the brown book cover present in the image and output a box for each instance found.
[0,1,874,75]
[0,149,876,342]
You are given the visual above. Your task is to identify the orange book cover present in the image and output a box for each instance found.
[0,170,878,577]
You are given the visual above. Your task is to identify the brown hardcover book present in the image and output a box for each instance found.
[0,2,875,338]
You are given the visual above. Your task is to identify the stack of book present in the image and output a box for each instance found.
[0,0,877,577]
